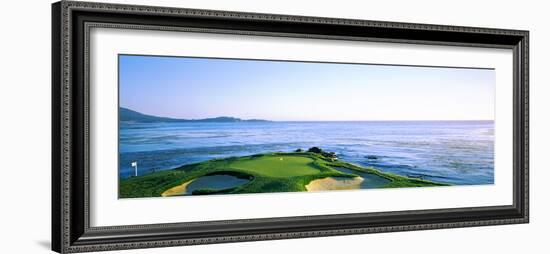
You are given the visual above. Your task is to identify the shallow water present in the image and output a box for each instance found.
[119,121,494,185]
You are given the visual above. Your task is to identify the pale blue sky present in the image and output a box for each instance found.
[119,55,495,121]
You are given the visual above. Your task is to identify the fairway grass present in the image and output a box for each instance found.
[119,152,449,198]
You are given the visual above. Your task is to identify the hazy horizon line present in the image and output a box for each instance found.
[121,106,493,122]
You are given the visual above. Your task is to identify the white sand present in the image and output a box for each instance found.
[161,179,195,197]
[305,176,364,192]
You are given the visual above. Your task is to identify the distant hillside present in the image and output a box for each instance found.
[119,107,268,123]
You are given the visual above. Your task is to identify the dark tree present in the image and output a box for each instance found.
[307,147,323,154]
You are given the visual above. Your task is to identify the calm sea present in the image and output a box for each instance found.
[119,121,494,185]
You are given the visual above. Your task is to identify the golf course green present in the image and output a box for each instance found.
[119,148,449,198]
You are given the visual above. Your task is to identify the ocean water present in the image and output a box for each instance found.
[119,121,494,185]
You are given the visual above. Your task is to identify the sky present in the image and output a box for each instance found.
[119,55,495,121]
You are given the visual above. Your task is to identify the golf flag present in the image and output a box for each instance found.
[131,161,138,176]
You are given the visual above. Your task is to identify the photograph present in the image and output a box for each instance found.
[118,55,495,198]
[45,1,533,253]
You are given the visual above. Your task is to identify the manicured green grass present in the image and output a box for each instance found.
[229,155,320,177]
[119,152,449,198]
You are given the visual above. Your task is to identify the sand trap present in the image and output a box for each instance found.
[162,174,250,197]
[305,176,364,192]
[161,179,194,197]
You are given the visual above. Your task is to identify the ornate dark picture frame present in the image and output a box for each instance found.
[52,1,529,253]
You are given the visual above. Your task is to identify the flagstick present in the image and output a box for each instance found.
[131,162,138,177]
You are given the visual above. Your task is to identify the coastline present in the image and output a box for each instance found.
[119,120,495,185]
[120,149,449,198]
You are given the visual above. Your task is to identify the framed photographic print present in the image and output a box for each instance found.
[52,1,529,253]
